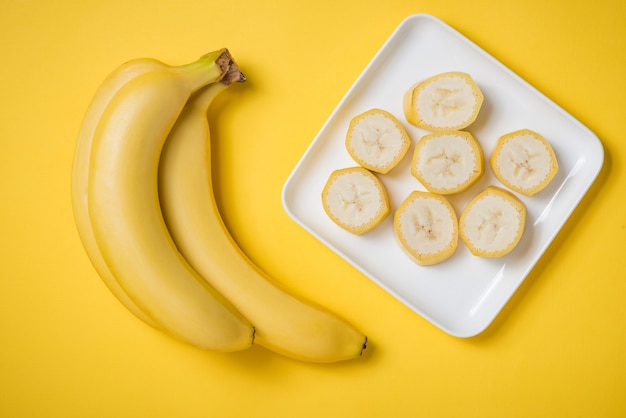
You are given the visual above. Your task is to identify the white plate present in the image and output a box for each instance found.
[281,14,603,337]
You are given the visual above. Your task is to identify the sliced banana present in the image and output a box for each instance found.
[490,129,558,196]
[410,130,484,195]
[394,191,458,266]
[403,71,484,131]
[345,108,411,174]
[459,186,526,258]
[322,167,390,235]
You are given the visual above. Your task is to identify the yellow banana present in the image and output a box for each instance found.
[158,71,368,362]
[82,50,254,351]
[72,57,170,328]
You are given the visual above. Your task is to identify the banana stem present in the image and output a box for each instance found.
[221,60,246,85]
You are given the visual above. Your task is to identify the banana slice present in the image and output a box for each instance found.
[322,167,390,234]
[345,108,411,174]
[403,71,483,131]
[490,129,558,196]
[394,191,458,266]
[410,130,484,195]
[459,186,526,258]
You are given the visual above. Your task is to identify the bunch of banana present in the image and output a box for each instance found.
[71,49,367,363]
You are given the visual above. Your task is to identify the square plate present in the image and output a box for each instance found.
[281,14,603,337]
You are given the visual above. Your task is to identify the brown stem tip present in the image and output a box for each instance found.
[217,49,246,85]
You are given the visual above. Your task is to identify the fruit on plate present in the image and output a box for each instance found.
[322,167,390,235]
[158,77,367,363]
[345,108,411,174]
[403,71,483,131]
[393,191,459,266]
[410,130,484,195]
[72,49,255,351]
[490,129,558,196]
[459,186,526,257]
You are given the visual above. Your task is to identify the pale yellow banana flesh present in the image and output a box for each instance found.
[159,79,368,362]
[403,71,483,131]
[394,191,458,266]
[346,108,411,174]
[410,130,484,195]
[83,51,254,351]
[321,167,390,235]
[459,186,526,257]
[490,129,558,196]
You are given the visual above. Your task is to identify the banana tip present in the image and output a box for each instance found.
[360,336,368,356]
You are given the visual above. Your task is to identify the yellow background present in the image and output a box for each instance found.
[1,0,625,416]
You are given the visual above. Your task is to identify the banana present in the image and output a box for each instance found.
[490,129,558,196]
[410,130,484,195]
[345,108,411,174]
[403,71,483,131]
[393,191,458,266]
[72,57,171,329]
[321,167,390,235]
[158,79,368,362]
[83,50,254,351]
[459,186,526,257]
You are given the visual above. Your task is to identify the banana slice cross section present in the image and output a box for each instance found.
[394,191,458,266]
[491,129,558,196]
[346,108,411,174]
[411,130,484,195]
[322,167,390,234]
[403,71,483,131]
[459,186,526,257]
